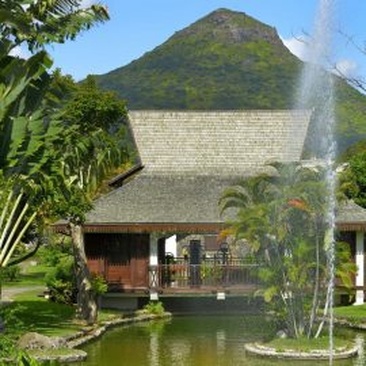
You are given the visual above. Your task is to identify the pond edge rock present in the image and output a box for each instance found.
[244,342,359,360]
[32,312,172,363]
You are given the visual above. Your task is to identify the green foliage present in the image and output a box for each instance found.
[0,303,26,335]
[0,0,111,271]
[0,0,109,52]
[141,301,165,316]
[44,255,76,305]
[266,336,352,353]
[221,162,355,339]
[200,263,222,282]
[0,337,40,365]
[91,274,108,296]
[15,352,41,366]
[48,74,130,223]
[0,334,17,360]
[64,76,127,133]
[338,149,366,208]
[37,237,73,267]
[0,265,21,282]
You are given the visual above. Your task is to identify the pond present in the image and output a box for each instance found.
[64,315,366,366]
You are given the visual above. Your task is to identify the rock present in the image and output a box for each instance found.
[17,332,67,350]
[276,330,288,339]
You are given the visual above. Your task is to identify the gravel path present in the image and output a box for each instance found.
[1,285,46,302]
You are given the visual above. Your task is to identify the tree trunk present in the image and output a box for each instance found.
[308,227,321,338]
[69,222,97,325]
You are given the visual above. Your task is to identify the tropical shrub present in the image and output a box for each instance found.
[141,301,165,316]
[0,265,21,282]
[44,255,76,305]
[220,162,356,339]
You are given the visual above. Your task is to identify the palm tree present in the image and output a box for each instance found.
[220,162,355,338]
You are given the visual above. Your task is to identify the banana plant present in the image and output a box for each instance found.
[0,0,109,279]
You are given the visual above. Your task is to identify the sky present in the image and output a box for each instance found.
[44,0,366,82]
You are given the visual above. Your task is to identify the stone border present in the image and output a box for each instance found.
[32,312,172,363]
[244,342,359,360]
[31,349,88,363]
[65,312,172,348]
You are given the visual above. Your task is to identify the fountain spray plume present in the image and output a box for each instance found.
[294,0,337,363]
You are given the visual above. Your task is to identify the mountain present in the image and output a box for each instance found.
[93,8,366,152]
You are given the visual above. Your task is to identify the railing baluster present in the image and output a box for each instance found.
[150,258,261,291]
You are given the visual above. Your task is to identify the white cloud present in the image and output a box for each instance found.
[282,35,309,62]
[80,0,97,8]
[9,45,31,59]
[334,59,358,78]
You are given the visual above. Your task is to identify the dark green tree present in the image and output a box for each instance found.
[338,148,366,208]
[50,75,128,324]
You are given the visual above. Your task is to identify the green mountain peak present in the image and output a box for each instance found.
[93,8,366,152]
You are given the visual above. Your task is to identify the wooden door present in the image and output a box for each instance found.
[86,233,149,290]
[130,235,149,287]
[106,238,132,288]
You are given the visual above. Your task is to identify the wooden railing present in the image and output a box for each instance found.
[149,258,261,290]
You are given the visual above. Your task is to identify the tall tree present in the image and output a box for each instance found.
[52,76,129,324]
[0,0,109,290]
[220,162,355,339]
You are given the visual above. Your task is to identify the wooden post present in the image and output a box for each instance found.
[149,233,159,300]
[354,231,365,305]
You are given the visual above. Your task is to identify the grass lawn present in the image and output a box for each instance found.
[265,336,353,352]
[6,288,123,338]
[5,289,79,337]
[2,261,123,338]
[334,303,366,324]
[2,261,48,288]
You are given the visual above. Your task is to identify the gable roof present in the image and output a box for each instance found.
[128,110,311,176]
[85,174,239,233]
[336,200,366,232]
[76,110,366,233]
[84,110,312,232]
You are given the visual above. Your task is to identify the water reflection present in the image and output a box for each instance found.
[354,334,365,366]
[64,316,363,366]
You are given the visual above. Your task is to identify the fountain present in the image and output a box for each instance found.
[58,1,365,365]
[295,1,337,362]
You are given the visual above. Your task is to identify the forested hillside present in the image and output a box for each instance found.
[93,8,366,153]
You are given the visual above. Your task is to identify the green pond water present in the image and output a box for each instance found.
[63,315,366,366]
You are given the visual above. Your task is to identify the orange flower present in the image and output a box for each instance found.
[287,198,309,211]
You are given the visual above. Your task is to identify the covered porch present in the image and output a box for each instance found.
[84,225,261,298]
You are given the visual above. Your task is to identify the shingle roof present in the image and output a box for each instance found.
[84,110,318,230]
[87,174,239,225]
[336,200,366,231]
[128,110,311,176]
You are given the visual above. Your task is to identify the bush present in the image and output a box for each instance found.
[44,256,76,305]
[0,303,25,331]
[91,274,108,296]
[0,335,17,359]
[141,301,165,315]
[0,265,21,282]
[0,337,40,365]
[37,238,73,267]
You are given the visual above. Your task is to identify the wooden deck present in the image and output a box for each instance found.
[106,259,261,295]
